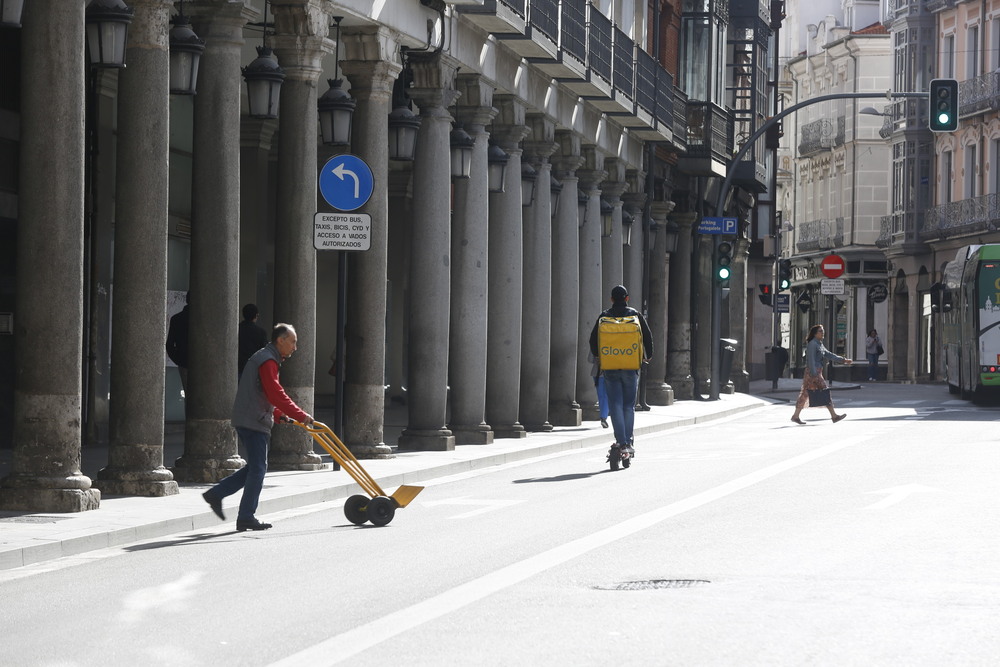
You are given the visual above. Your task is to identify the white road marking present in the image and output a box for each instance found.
[863,484,940,510]
[268,437,867,667]
[422,497,524,519]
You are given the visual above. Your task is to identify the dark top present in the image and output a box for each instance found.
[238,320,269,375]
[165,306,190,368]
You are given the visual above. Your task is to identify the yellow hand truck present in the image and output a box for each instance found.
[292,420,423,526]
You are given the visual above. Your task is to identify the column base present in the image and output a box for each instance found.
[349,443,395,460]
[548,403,582,427]
[491,423,527,439]
[645,382,675,406]
[94,466,179,497]
[398,428,456,451]
[581,402,603,421]
[0,484,101,512]
[667,375,695,400]
[450,424,494,445]
[172,454,246,483]
[269,424,325,470]
[268,452,325,471]
[524,421,553,432]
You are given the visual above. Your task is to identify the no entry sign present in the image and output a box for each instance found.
[820,254,846,279]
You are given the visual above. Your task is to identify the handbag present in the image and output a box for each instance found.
[876,344,884,356]
[807,388,831,407]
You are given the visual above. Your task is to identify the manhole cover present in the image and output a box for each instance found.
[594,579,710,591]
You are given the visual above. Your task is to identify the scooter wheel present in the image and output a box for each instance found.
[622,455,631,469]
[344,494,369,525]
[608,447,621,472]
[367,495,396,527]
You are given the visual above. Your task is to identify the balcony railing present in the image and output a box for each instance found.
[798,117,844,156]
[684,101,733,166]
[959,71,1000,118]
[560,0,587,66]
[613,27,635,104]
[796,217,845,252]
[921,193,1000,239]
[589,9,612,86]
[529,0,558,44]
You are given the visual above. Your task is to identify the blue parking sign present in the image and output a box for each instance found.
[319,154,374,212]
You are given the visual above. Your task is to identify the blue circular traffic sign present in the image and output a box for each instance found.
[319,154,374,212]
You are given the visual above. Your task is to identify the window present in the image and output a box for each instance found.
[943,34,955,78]
[942,150,953,204]
[968,25,980,79]
[991,138,1000,195]
[965,146,977,199]
[992,19,1000,72]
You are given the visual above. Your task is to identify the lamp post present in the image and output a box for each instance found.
[242,1,284,119]
[487,141,508,193]
[387,50,420,161]
[168,1,205,95]
[520,162,537,207]
[317,17,355,146]
[600,197,613,237]
[622,209,634,246]
[449,124,474,179]
[86,0,134,68]
[549,175,562,214]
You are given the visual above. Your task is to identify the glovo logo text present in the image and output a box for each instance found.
[601,342,640,357]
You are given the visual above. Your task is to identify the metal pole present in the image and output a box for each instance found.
[333,250,347,470]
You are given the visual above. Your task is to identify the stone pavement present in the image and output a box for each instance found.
[0,385,819,572]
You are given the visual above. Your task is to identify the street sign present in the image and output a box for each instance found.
[820,253,846,279]
[776,293,789,313]
[318,154,374,212]
[314,212,372,251]
[697,216,738,235]
[821,278,845,295]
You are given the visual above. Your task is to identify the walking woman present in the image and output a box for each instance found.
[791,324,852,424]
[865,329,883,381]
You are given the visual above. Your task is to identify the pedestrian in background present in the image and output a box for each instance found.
[865,329,883,382]
[791,324,852,425]
[202,323,313,532]
[589,285,653,457]
[238,303,268,378]
[588,351,610,429]
[165,291,190,393]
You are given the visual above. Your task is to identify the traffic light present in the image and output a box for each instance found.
[778,259,792,291]
[758,284,773,306]
[716,241,733,284]
[928,78,959,132]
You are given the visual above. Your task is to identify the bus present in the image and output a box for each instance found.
[937,244,1000,401]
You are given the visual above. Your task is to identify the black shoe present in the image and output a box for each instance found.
[203,491,225,521]
[236,519,272,532]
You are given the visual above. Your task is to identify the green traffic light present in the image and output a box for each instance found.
[718,266,731,280]
[938,112,950,125]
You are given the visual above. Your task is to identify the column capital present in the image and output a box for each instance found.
[669,211,699,229]
[523,113,557,164]
[407,52,460,113]
[576,145,607,192]
[622,193,647,216]
[269,1,332,78]
[455,74,497,130]
[600,180,627,200]
[551,130,583,175]
[339,28,402,100]
[187,0,257,27]
[650,200,677,224]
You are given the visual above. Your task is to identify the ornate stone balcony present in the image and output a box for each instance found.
[921,193,1000,240]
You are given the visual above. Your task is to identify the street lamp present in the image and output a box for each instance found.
[242,1,284,119]
[387,49,420,161]
[622,209,634,246]
[662,220,679,254]
[168,1,205,95]
[487,141,508,193]
[86,0,134,69]
[449,123,474,179]
[520,162,537,207]
[0,0,24,28]
[577,190,589,228]
[550,175,562,214]
[317,17,355,146]
[600,198,613,237]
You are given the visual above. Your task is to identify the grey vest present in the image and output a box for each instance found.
[231,343,281,433]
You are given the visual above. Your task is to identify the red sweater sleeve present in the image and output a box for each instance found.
[258,359,310,423]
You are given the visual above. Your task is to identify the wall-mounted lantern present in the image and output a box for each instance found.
[600,198,613,237]
[520,163,537,207]
[317,17,355,146]
[487,141,508,193]
[86,0,134,68]
[0,0,25,28]
[168,1,205,95]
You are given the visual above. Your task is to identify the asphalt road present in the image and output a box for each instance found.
[2,382,998,666]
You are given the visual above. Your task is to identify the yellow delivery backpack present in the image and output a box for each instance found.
[598,316,643,370]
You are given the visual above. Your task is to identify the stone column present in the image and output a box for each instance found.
[267,1,330,469]
[0,1,100,512]
[622,170,646,308]
[486,96,530,439]
[576,150,607,420]
[666,212,696,400]
[549,131,585,426]
[519,114,557,432]
[601,159,627,299]
[173,1,252,482]
[694,223,714,396]
[397,53,458,451]
[728,236,750,393]
[646,201,676,405]
[386,169,412,404]
[339,29,399,458]
[94,0,178,497]
[448,74,495,444]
